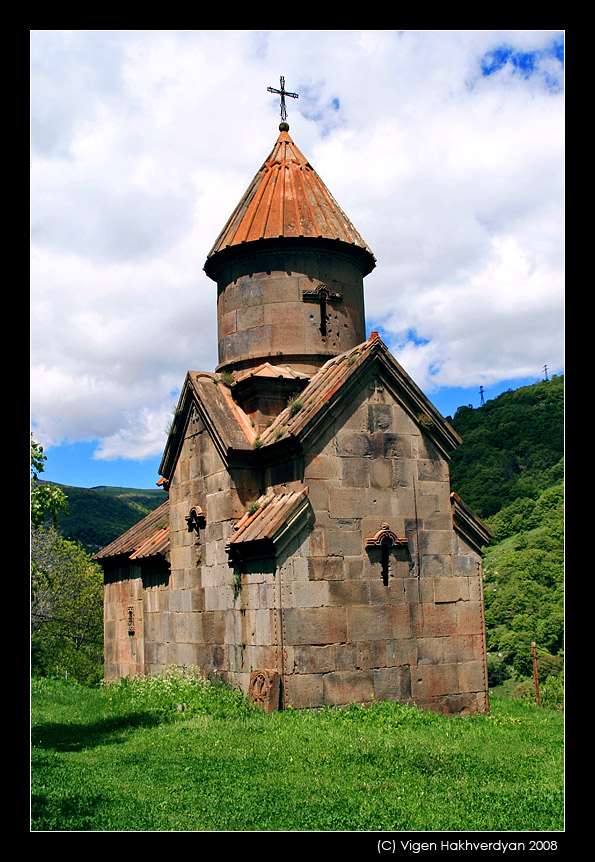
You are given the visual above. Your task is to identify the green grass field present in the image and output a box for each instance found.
[31,670,564,833]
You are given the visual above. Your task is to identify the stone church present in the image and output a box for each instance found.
[96,108,493,715]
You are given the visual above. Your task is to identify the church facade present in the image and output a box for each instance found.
[96,119,492,715]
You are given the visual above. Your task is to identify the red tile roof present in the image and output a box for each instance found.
[226,487,310,557]
[205,127,375,276]
[94,499,169,562]
[257,332,462,457]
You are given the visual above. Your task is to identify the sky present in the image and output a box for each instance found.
[30,30,564,490]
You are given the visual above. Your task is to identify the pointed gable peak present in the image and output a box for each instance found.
[205,123,376,278]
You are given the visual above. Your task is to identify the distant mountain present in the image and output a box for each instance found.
[37,482,166,555]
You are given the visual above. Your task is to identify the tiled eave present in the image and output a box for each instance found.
[450,492,494,553]
[226,486,311,562]
[94,499,170,563]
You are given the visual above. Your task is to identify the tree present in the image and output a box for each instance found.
[31,436,103,682]
[31,525,104,682]
[31,436,68,528]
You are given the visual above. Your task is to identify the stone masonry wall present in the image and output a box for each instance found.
[216,247,366,375]
[272,378,488,714]
[104,562,146,679]
[104,378,488,714]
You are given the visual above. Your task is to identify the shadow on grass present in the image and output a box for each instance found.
[32,711,163,752]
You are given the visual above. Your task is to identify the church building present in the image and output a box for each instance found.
[96,87,492,715]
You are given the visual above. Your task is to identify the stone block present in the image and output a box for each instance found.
[326,529,362,557]
[336,429,372,457]
[347,605,393,641]
[344,557,364,580]
[456,601,484,635]
[328,580,370,606]
[411,662,459,700]
[417,458,449,482]
[417,530,455,556]
[293,644,335,674]
[334,641,359,670]
[341,457,370,488]
[307,480,330,516]
[190,587,206,612]
[374,665,412,701]
[323,670,374,705]
[433,577,469,604]
[283,606,347,645]
[452,554,480,577]
[419,554,452,579]
[305,453,338,480]
[420,602,457,637]
[329,486,360,519]
[286,673,324,708]
[457,660,487,694]
[357,639,386,669]
[206,490,235,524]
[237,304,264,330]
[255,609,273,645]
[369,458,395,489]
[292,580,330,608]
[367,403,394,432]
[385,637,417,666]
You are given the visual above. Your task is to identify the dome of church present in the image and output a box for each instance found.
[204,124,376,279]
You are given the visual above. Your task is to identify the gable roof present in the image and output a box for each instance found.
[204,126,376,279]
[256,332,462,459]
[159,333,462,487]
[94,499,170,562]
[159,371,256,481]
[450,492,494,552]
[226,486,311,562]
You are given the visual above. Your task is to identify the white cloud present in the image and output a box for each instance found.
[30,29,564,461]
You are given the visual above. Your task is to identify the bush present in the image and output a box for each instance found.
[486,654,511,687]
[103,666,255,722]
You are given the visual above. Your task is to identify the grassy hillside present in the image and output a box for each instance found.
[39,482,166,555]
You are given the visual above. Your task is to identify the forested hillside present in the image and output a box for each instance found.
[447,375,563,519]
[448,375,564,697]
[38,483,165,555]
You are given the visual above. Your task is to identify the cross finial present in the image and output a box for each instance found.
[267,75,299,123]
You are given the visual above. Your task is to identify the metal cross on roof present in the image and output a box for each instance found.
[267,75,299,122]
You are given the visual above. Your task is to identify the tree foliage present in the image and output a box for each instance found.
[31,525,104,683]
[31,437,103,683]
[449,378,564,688]
[448,376,564,519]
[31,436,68,528]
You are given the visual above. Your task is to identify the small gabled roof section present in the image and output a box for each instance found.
[94,499,170,563]
[204,126,376,279]
[257,332,462,459]
[450,492,494,554]
[233,362,310,384]
[159,371,257,482]
[226,486,311,562]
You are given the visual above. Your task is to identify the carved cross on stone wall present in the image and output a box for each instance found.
[302,283,343,337]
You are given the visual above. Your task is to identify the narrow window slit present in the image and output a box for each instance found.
[381,541,390,586]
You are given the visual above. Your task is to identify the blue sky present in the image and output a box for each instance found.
[31,30,564,490]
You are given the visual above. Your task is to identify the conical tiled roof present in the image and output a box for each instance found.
[205,124,375,276]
